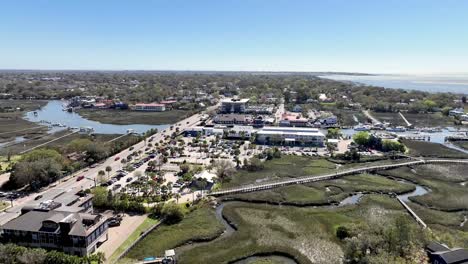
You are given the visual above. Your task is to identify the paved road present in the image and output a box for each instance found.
[0,111,203,225]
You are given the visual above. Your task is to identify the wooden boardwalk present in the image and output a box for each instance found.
[397,197,427,228]
[398,112,413,127]
[209,159,468,196]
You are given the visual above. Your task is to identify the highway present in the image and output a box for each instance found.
[0,111,204,225]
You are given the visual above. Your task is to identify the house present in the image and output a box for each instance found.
[320,115,338,126]
[132,103,166,112]
[220,98,249,113]
[279,112,309,127]
[160,100,177,110]
[256,126,325,147]
[92,103,107,109]
[292,105,303,113]
[449,108,465,117]
[0,192,107,257]
[426,241,468,264]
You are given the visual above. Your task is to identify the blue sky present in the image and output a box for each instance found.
[1,0,467,73]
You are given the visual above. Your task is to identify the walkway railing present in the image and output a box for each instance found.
[209,159,468,196]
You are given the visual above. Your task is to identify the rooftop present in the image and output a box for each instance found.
[221,98,249,103]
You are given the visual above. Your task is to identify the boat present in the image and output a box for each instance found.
[386,126,406,132]
[353,125,371,131]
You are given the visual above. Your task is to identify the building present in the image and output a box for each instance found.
[225,126,254,139]
[426,241,468,264]
[220,98,249,113]
[213,114,251,125]
[319,115,338,126]
[245,104,274,114]
[132,103,166,112]
[256,126,325,146]
[279,112,309,127]
[160,100,177,110]
[0,192,108,256]
[449,108,465,117]
[292,105,303,113]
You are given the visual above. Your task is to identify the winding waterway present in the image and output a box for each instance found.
[23,100,168,134]
[174,181,430,263]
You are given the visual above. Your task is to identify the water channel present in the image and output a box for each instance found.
[23,100,168,135]
[174,181,430,263]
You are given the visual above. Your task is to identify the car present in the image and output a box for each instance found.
[129,147,134,151]
[34,195,43,200]
[90,164,98,168]
[126,177,133,183]
[108,219,121,227]
[100,182,109,187]
[76,175,85,181]
[114,156,120,161]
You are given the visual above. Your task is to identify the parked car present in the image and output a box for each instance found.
[34,195,43,200]
[114,156,120,161]
[76,175,85,181]
[126,177,133,183]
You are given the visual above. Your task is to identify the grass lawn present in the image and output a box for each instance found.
[378,164,468,211]
[0,100,48,141]
[122,206,224,262]
[225,173,414,205]
[0,155,21,172]
[402,139,468,159]
[0,201,10,211]
[178,195,410,264]
[77,108,197,125]
[108,216,160,263]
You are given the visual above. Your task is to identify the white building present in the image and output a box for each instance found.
[220,98,249,113]
[256,126,325,146]
[132,103,166,112]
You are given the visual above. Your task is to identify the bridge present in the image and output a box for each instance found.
[209,159,468,196]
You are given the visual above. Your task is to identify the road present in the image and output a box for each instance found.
[0,111,204,225]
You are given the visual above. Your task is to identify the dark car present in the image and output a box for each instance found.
[126,177,133,183]
[108,219,121,227]
[34,195,43,200]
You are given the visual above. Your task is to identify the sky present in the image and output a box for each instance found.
[1,0,468,74]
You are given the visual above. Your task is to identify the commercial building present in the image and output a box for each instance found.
[256,126,325,146]
[220,98,249,113]
[0,191,108,256]
[279,112,309,127]
[213,114,251,125]
[132,103,166,112]
[245,104,274,114]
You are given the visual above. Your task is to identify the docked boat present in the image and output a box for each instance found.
[354,125,371,131]
[386,126,407,132]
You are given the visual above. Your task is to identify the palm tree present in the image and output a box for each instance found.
[174,193,181,203]
[105,166,112,178]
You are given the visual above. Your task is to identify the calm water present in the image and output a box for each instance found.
[321,74,468,94]
[24,100,168,134]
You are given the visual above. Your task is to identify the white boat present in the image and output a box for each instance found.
[354,125,371,131]
[386,126,406,132]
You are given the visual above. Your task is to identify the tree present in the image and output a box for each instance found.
[353,131,370,146]
[327,128,342,139]
[98,170,106,180]
[213,160,235,182]
[161,202,185,224]
[105,166,112,177]
[174,193,181,203]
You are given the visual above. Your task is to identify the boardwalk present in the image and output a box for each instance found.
[398,112,413,127]
[397,197,427,228]
[209,159,468,196]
